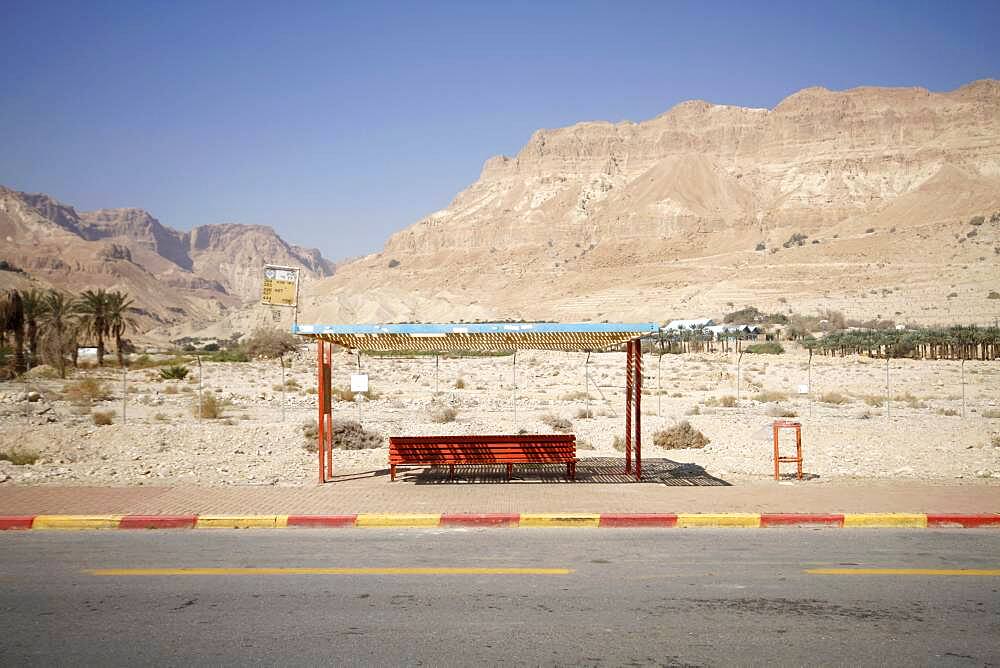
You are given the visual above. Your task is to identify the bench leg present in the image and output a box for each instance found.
[507,463,513,481]
[390,464,396,481]
[449,464,455,481]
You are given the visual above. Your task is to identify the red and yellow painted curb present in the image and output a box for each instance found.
[0,513,998,530]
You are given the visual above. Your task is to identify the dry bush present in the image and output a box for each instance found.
[163,384,179,395]
[540,413,573,432]
[653,421,710,450]
[991,434,1000,448]
[242,328,300,359]
[575,408,593,419]
[152,412,170,422]
[576,439,595,450]
[302,419,318,451]
[92,409,115,426]
[191,392,226,419]
[611,435,625,452]
[937,408,959,416]
[895,392,926,409]
[754,390,788,403]
[0,448,39,465]
[429,403,458,423]
[63,378,113,406]
[454,377,466,389]
[560,390,593,401]
[332,420,382,450]
[705,395,737,407]
[685,405,701,415]
[983,409,1000,419]
[819,392,850,405]
[331,387,356,402]
[863,395,884,407]
[766,404,798,418]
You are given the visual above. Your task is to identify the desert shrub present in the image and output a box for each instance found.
[754,390,789,403]
[285,378,301,390]
[576,439,595,450]
[755,241,766,251]
[988,291,1000,300]
[992,434,1000,448]
[152,412,169,422]
[937,408,959,416]
[745,342,784,355]
[0,448,39,465]
[782,232,808,248]
[560,390,592,401]
[429,402,458,423]
[387,258,400,268]
[766,404,797,418]
[192,392,226,419]
[611,435,625,452]
[302,419,318,451]
[63,378,113,406]
[332,420,382,450]
[540,413,573,432]
[819,392,850,405]
[206,348,250,362]
[653,421,710,449]
[329,387,355,402]
[242,328,300,359]
[685,405,700,415]
[865,227,875,233]
[969,215,985,226]
[575,408,593,419]
[895,392,926,409]
[159,365,189,380]
[863,395,884,407]
[705,395,737,407]
[982,409,1000,419]
[454,377,466,389]
[92,409,115,426]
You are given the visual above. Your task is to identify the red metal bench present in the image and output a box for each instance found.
[388,434,576,481]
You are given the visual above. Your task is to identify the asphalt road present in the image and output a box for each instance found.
[0,529,997,666]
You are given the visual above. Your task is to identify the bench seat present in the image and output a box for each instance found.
[389,434,576,481]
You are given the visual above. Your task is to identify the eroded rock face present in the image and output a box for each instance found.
[0,187,337,334]
[319,80,1000,325]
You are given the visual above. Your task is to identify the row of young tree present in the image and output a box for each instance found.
[0,288,136,378]
[804,325,1000,361]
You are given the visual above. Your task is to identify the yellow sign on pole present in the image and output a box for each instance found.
[261,265,299,307]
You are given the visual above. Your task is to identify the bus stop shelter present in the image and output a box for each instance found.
[292,322,658,483]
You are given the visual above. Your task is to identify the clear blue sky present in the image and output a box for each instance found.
[1,1,997,261]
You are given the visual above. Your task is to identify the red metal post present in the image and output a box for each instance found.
[624,341,633,474]
[634,339,642,481]
[317,340,326,483]
[325,343,334,481]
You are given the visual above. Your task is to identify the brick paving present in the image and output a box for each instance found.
[0,474,996,515]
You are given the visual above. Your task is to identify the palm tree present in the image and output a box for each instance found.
[40,291,76,378]
[75,288,110,366]
[1,290,26,374]
[106,291,136,367]
[20,288,47,369]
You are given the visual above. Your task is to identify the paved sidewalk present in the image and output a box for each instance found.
[0,477,997,515]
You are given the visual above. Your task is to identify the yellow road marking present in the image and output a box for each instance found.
[842,513,927,528]
[84,567,572,576]
[194,515,287,529]
[676,513,761,528]
[355,514,441,527]
[32,515,123,530]
[519,514,601,528]
[807,568,1000,576]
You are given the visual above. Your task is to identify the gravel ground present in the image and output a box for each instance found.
[1,347,998,486]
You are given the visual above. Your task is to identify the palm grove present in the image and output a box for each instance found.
[0,288,136,378]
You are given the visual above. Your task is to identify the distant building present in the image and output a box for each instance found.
[663,318,715,332]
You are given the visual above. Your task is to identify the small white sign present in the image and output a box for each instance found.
[351,374,369,393]
[77,347,98,361]
[797,384,809,394]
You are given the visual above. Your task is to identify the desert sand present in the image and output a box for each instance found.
[1,344,998,486]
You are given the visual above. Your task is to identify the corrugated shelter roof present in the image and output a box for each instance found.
[292,322,658,352]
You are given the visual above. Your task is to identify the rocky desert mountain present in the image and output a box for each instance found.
[0,186,336,336]
[306,80,1000,327]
